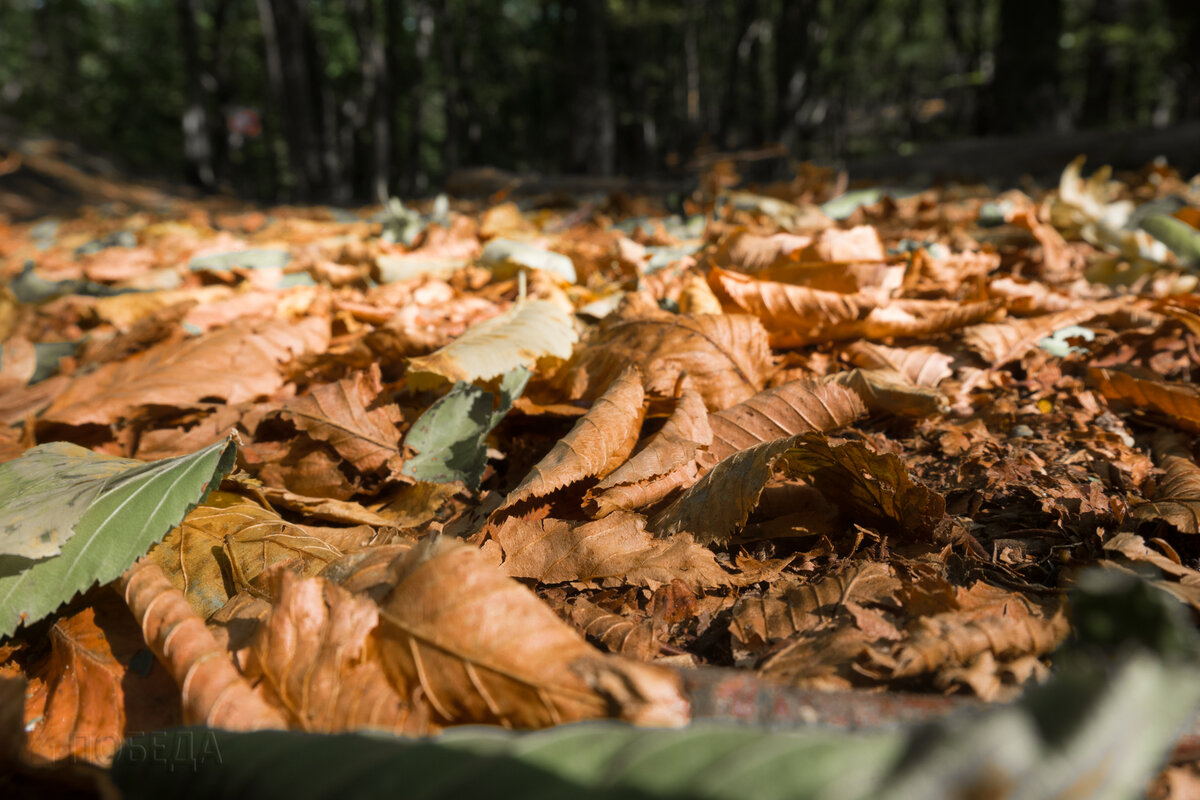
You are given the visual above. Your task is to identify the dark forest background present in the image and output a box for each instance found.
[2,0,1198,204]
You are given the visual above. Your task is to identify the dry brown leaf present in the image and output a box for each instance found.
[729,561,901,654]
[586,382,713,516]
[841,340,954,387]
[490,510,729,590]
[553,301,773,411]
[244,571,430,735]
[757,624,875,690]
[504,367,645,507]
[120,558,287,730]
[824,368,947,418]
[889,581,1069,681]
[147,498,348,619]
[1089,366,1200,434]
[707,380,866,462]
[0,335,35,394]
[24,593,181,765]
[782,433,946,539]
[961,301,1123,366]
[548,595,661,662]
[375,537,689,728]
[273,363,403,475]
[42,317,329,426]
[651,434,805,544]
[709,266,1000,346]
[1131,431,1200,533]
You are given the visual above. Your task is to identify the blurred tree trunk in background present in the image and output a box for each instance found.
[567,0,615,175]
[4,0,1200,203]
[992,0,1063,134]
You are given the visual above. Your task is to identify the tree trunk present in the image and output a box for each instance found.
[176,0,216,190]
[992,0,1064,135]
[775,0,820,153]
[568,0,615,175]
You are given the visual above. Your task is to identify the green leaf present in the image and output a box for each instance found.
[1141,214,1200,267]
[401,369,530,491]
[0,436,237,638]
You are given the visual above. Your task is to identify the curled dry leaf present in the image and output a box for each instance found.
[1130,431,1200,533]
[823,368,947,418]
[730,561,901,654]
[841,340,953,387]
[553,302,773,411]
[42,317,329,427]
[119,558,288,730]
[272,363,403,475]
[504,367,645,508]
[651,434,805,544]
[782,433,946,540]
[707,380,866,462]
[147,499,348,619]
[709,267,1001,347]
[1089,366,1200,434]
[244,571,430,735]
[586,381,712,516]
[888,582,1069,681]
[547,595,661,662]
[376,537,688,728]
[490,510,729,590]
[405,299,578,388]
[961,300,1124,367]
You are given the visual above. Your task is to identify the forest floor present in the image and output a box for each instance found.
[1,145,1200,797]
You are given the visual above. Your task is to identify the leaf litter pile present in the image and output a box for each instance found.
[3,157,1200,795]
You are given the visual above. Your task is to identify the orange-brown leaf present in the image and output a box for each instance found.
[43,317,329,426]
[707,380,866,462]
[1130,431,1200,533]
[119,559,287,730]
[490,510,729,589]
[1090,366,1200,433]
[376,537,689,728]
[245,571,430,734]
[554,304,773,411]
[504,367,645,507]
[841,340,953,387]
[586,382,712,515]
[274,363,403,474]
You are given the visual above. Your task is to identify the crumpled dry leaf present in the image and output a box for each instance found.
[1130,431,1200,534]
[707,380,866,462]
[375,536,689,728]
[823,368,946,418]
[488,510,729,590]
[503,367,645,508]
[406,299,578,388]
[553,299,773,411]
[41,317,329,427]
[1089,366,1200,434]
[547,595,660,662]
[709,266,1002,347]
[272,364,403,476]
[147,498,350,619]
[782,433,947,540]
[586,381,713,516]
[961,300,1125,366]
[887,580,1069,684]
[729,561,902,653]
[119,558,287,730]
[243,571,430,735]
[651,434,806,544]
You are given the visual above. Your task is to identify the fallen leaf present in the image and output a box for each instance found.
[376,536,689,728]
